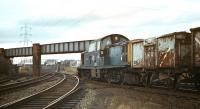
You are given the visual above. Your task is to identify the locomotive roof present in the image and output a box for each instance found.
[158,31,189,38]
[100,34,129,41]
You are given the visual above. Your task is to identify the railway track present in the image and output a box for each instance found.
[43,76,82,109]
[0,73,55,95]
[0,78,10,85]
[0,73,80,109]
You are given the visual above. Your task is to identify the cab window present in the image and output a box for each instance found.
[88,41,97,52]
[97,41,101,50]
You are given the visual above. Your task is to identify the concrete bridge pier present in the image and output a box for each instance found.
[32,43,41,76]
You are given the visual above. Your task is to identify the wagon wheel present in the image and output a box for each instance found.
[146,72,152,87]
[141,73,148,87]
[173,74,180,90]
[167,77,174,89]
[149,74,154,88]
[149,72,157,87]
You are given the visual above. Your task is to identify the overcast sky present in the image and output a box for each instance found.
[0,0,200,62]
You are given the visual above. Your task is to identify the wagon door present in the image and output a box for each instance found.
[175,34,191,69]
[144,45,156,69]
[132,41,144,68]
[157,36,175,68]
[192,31,200,67]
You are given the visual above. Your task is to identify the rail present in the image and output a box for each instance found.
[0,73,55,94]
[0,73,81,109]
[43,75,80,109]
[0,73,65,108]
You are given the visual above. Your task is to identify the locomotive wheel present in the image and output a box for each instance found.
[105,72,111,84]
[120,71,125,85]
[85,71,91,79]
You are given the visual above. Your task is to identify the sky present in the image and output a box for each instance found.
[0,0,200,63]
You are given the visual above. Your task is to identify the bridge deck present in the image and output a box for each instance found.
[5,40,93,57]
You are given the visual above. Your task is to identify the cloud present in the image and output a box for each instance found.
[19,14,101,28]
[0,28,20,40]
[1,0,200,48]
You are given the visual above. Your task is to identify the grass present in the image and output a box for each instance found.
[64,67,77,74]
[18,66,32,73]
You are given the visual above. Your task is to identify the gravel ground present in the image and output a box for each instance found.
[0,76,35,86]
[0,76,61,105]
[75,82,200,109]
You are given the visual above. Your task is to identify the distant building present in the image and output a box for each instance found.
[44,59,57,65]
[60,60,80,67]
[18,59,32,66]
[76,60,81,67]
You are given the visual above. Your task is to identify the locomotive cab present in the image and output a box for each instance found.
[78,34,129,81]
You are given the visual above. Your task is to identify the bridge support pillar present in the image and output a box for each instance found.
[0,48,11,75]
[33,43,41,76]
[0,48,10,63]
[0,48,5,56]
